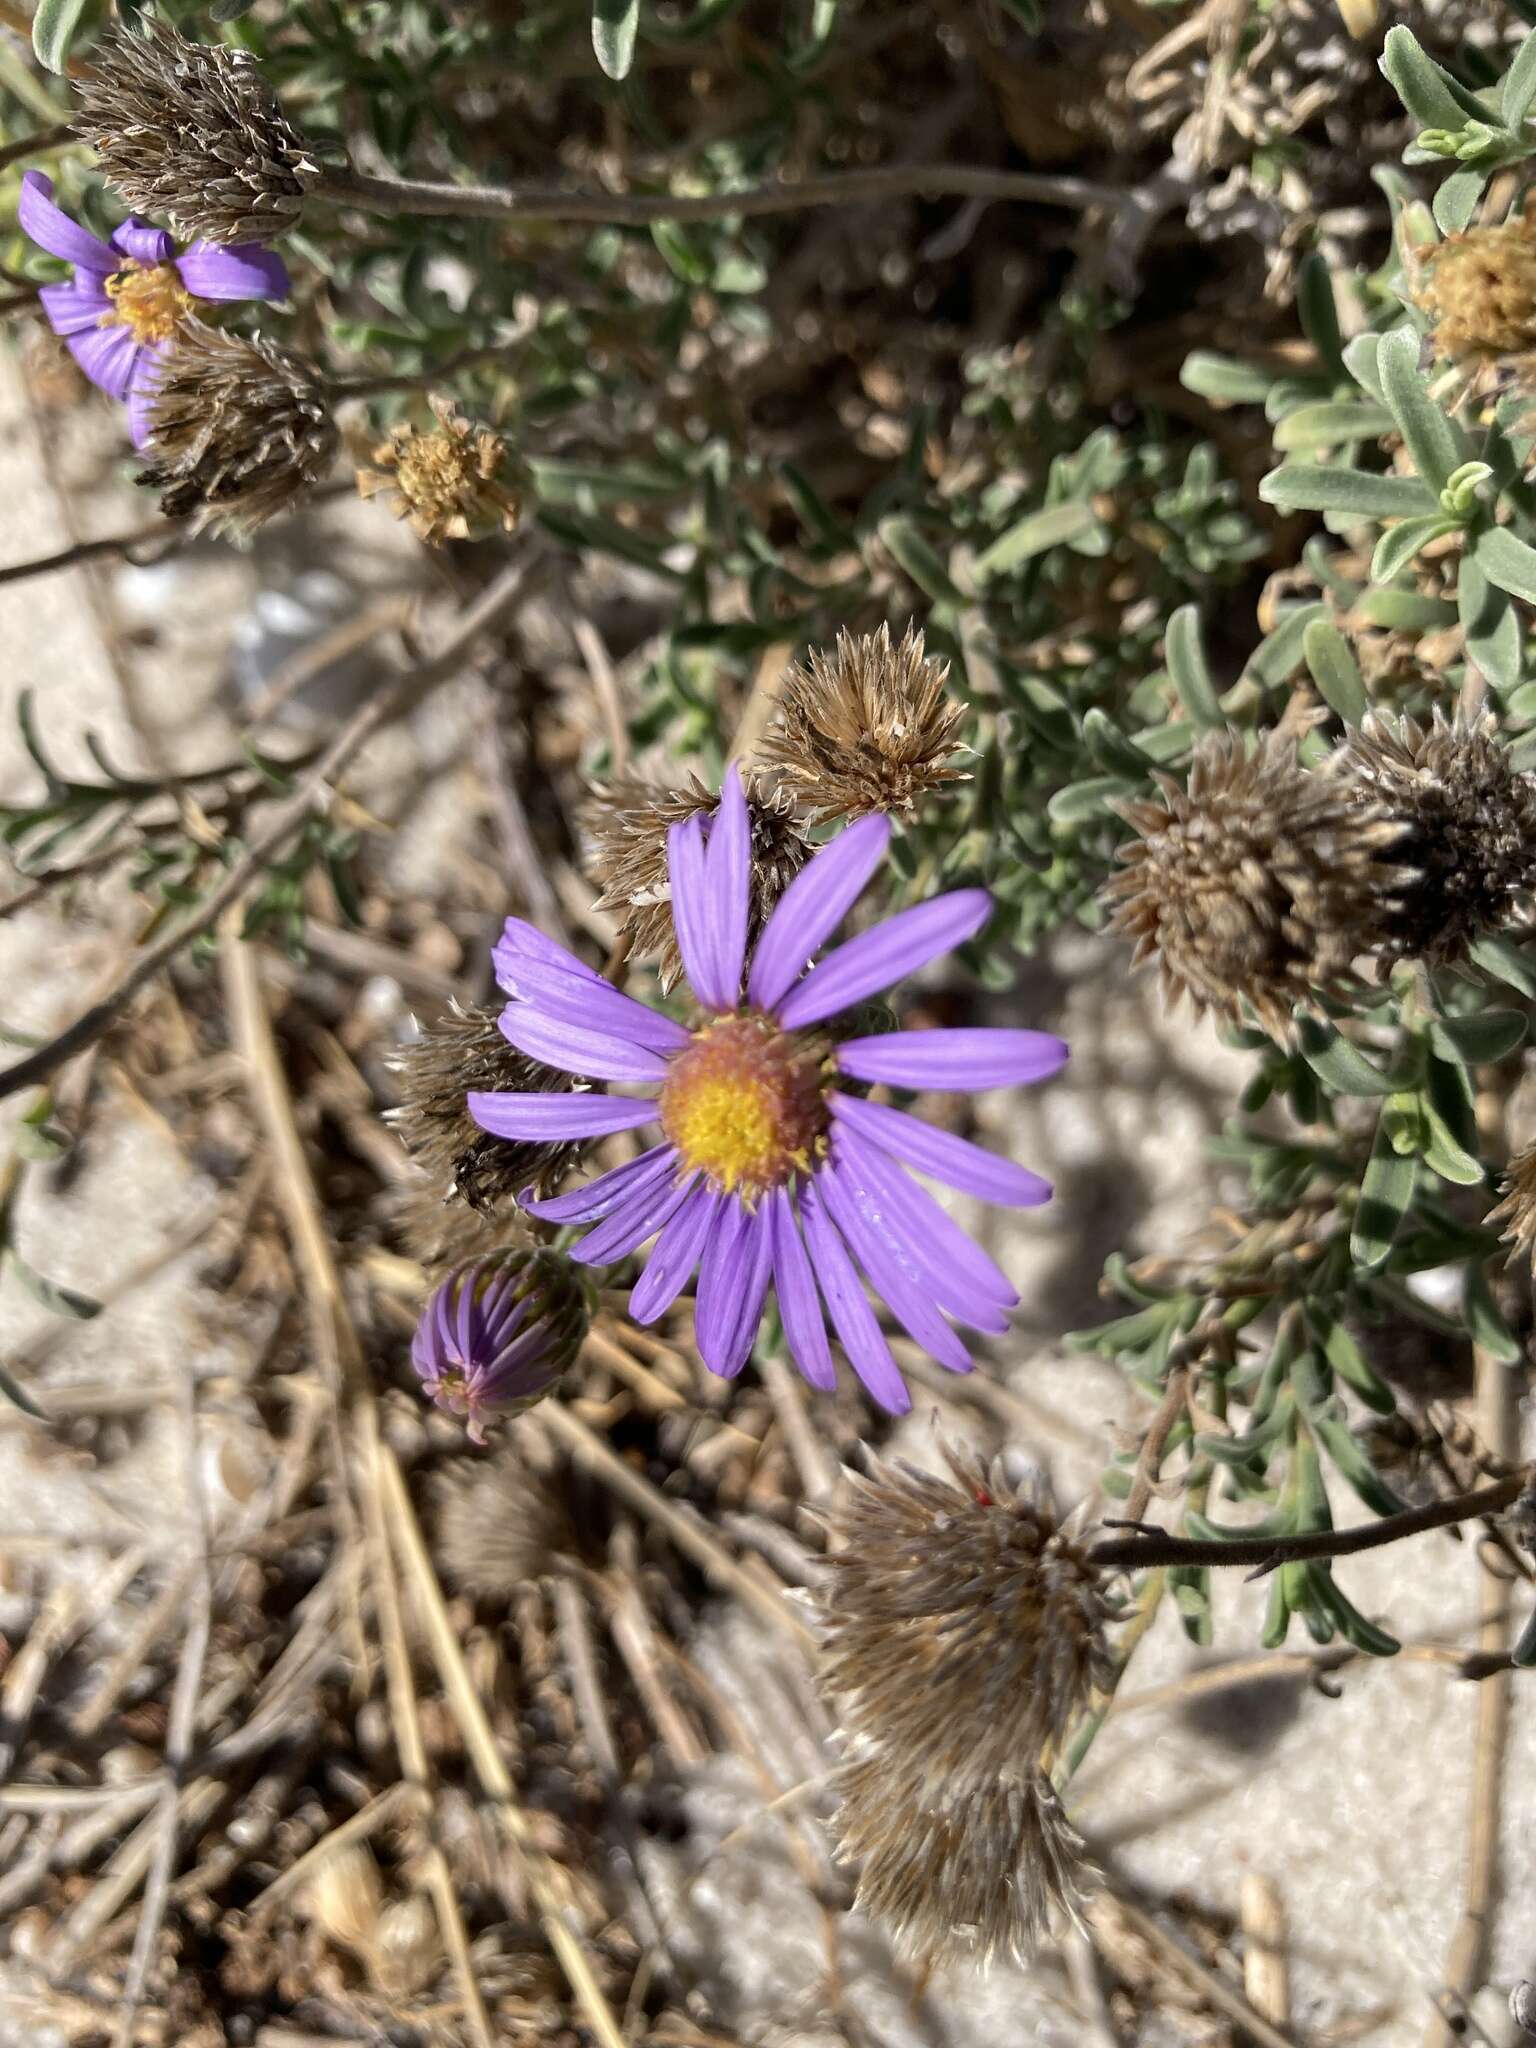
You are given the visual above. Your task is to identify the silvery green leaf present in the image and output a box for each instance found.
[1459,554,1524,692]
[1381,25,1490,129]
[1377,325,1466,492]
[1351,1112,1418,1271]
[1296,250,1347,380]
[1302,619,1368,726]
[1474,524,1536,603]
[1341,333,1385,401]
[876,516,965,604]
[1273,401,1395,453]
[1242,602,1328,687]
[1046,776,1135,826]
[1164,604,1224,730]
[1463,1259,1523,1362]
[1179,352,1274,405]
[1297,1015,1392,1094]
[1433,165,1490,234]
[1469,932,1536,994]
[1370,514,1458,583]
[1259,465,1438,519]
[6,1250,101,1321]
[1503,28,1536,129]
[592,0,640,77]
[1428,1010,1526,1065]
[973,499,1097,580]
[31,0,90,72]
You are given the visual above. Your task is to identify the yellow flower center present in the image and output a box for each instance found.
[659,1014,828,1198]
[103,261,191,347]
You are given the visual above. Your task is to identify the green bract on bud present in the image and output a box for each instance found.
[411,1250,591,1444]
[73,18,320,246]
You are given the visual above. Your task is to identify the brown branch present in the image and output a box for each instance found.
[0,550,547,1103]
[0,120,74,174]
[1089,1473,1527,1577]
[315,158,1121,229]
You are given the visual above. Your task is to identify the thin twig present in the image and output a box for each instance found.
[1089,1472,1526,1576]
[316,159,1121,229]
[1092,1882,1300,2048]
[0,550,546,1102]
[0,119,73,172]
[1122,1364,1192,1529]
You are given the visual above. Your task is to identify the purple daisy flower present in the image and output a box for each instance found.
[411,1251,591,1443]
[20,170,290,449]
[472,768,1067,1415]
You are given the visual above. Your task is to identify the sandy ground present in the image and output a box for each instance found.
[1,343,1533,2048]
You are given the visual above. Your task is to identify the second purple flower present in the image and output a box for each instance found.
[471,769,1066,1414]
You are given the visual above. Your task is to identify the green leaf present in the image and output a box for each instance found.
[1428,1009,1527,1065]
[1296,1015,1394,1095]
[1463,1259,1523,1362]
[1259,465,1439,520]
[1351,1113,1418,1271]
[592,0,640,77]
[1180,353,1274,405]
[973,499,1097,580]
[1468,932,1536,995]
[1433,166,1490,235]
[1459,555,1523,693]
[1503,28,1536,128]
[0,1357,44,1420]
[1371,514,1458,584]
[1047,776,1135,827]
[5,1250,101,1320]
[876,515,965,604]
[1311,1313,1397,1416]
[1164,605,1225,730]
[1169,1566,1213,1646]
[1311,1569,1402,1657]
[1273,401,1396,453]
[1420,1056,1485,1186]
[32,0,91,72]
[1381,25,1486,130]
[1302,619,1369,726]
[1378,326,1465,492]
[1474,523,1536,603]
[1296,250,1347,380]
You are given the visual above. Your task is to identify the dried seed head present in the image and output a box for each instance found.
[757,623,969,823]
[582,772,811,993]
[1104,733,1409,1037]
[356,395,520,546]
[1489,1138,1536,1271]
[389,1001,582,1215]
[387,1177,533,1276]
[1413,221,1536,364]
[819,1447,1110,1963]
[1336,711,1536,970]
[431,1444,582,1594]
[136,322,337,541]
[74,19,320,246]
[411,1250,590,1443]
[304,1845,385,1957]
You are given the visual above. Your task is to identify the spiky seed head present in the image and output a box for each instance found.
[1413,221,1536,364]
[1103,732,1409,1038]
[582,772,811,993]
[1336,710,1536,971]
[356,395,521,546]
[136,323,337,541]
[411,1250,590,1443]
[389,1001,583,1216]
[430,1444,582,1594]
[757,623,969,823]
[1489,1138,1536,1271]
[74,19,320,246]
[819,1447,1110,1963]
[387,1178,533,1277]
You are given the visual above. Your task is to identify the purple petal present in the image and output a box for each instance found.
[524,1143,676,1224]
[110,220,175,265]
[798,1183,910,1413]
[816,1155,972,1375]
[778,889,992,1031]
[493,916,604,995]
[630,1184,718,1323]
[748,813,891,1015]
[765,1188,836,1390]
[667,813,731,1012]
[37,280,111,335]
[703,765,750,1010]
[833,1126,1015,1327]
[693,1197,773,1378]
[499,1002,668,1084]
[573,1166,697,1268]
[126,355,166,450]
[499,960,689,1056]
[835,1026,1069,1092]
[469,1090,658,1141]
[19,172,115,273]
[829,1092,1052,1207]
[176,241,290,302]
[66,324,140,401]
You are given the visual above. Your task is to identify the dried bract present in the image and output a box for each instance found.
[1490,1138,1536,1271]
[820,1447,1110,1963]
[1105,733,1408,1037]
[136,323,337,540]
[582,772,811,992]
[390,1001,581,1215]
[1337,711,1536,970]
[74,19,319,246]
[758,623,968,823]
[1413,219,1536,364]
[357,395,520,545]
[431,1444,581,1594]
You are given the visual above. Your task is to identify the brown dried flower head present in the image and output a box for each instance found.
[819,1446,1111,1963]
[757,622,969,823]
[389,1001,581,1217]
[74,19,320,246]
[357,395,520,546]
[1413,217,1536,364]
[1104,732,1409,1037]
[583,772,811,992]
[1336,710,1536,971]
[430,1443,582,1595]
[136,322,337,541]
[1488,1138,1536,1270]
